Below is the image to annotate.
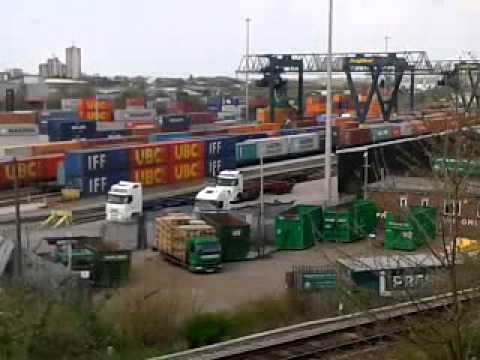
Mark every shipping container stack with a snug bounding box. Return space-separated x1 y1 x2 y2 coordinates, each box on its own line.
63 140 206 196
198 136 237 178
78 99 113 122
64 148 130 197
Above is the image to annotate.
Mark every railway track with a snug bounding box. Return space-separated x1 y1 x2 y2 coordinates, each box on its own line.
153 288 480 360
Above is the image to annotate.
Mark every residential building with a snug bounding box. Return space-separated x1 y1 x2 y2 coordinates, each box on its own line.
47 57 63 78
39 63 48 78
66 46 81 79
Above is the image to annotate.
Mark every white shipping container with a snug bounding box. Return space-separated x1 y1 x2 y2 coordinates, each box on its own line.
114 109 156 122
3 145 33 157
287 133 320 155
397 122 413 137
61 98 80 111
253 137 288 159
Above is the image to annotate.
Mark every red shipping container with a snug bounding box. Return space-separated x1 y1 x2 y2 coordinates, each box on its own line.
128 143 170 168
125 121 156 129
391 126 401 139
0 111 38 124
339 128 373 147
0 154 64 188
81 136 147 150
187 112 217 125
126 97 145 109
169 141 205 163
130 165 169 187
130 128 162 137
169 160 205 184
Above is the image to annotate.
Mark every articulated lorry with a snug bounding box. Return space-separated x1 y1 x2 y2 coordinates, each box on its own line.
195 170 294 212
105 181 143 222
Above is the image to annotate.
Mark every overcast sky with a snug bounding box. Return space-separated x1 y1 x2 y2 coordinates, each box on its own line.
1 0 478 77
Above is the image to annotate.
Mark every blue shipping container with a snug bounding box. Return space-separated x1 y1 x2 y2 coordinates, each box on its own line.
40 117 80 135
193 136 237 159
205 157 237 178
40 110 78 120
159 115 192 131
148 132 193 143
66 170 130 197
207 104 222 113
95 129 132 138
64 148 129 177
233 133 268 143
49 121 97 142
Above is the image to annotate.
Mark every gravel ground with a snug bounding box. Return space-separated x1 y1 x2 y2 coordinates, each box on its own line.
127 239 390 312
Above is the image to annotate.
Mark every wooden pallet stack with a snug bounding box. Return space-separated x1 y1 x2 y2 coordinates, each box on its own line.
155 213 216 263
155 213 192 254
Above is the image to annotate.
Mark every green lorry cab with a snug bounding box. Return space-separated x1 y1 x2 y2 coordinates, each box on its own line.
186 236 222 273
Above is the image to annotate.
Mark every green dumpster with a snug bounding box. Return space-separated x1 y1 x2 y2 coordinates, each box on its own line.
201 213 251 261
324 200 378 243
275 205 323 250
384 213 417 251
408 206 437 243
353 200 378 236
384 207 437 251
93 250 132 288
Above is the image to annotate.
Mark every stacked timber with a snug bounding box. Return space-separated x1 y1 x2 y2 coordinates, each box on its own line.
155 213 215 263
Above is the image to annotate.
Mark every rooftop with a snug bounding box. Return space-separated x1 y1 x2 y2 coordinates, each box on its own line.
368 176 480 195
337 253 444 272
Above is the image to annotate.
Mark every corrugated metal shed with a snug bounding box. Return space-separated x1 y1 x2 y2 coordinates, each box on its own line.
0 238 14 276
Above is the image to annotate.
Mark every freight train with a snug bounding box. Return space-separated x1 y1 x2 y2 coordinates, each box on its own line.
0 110 477 195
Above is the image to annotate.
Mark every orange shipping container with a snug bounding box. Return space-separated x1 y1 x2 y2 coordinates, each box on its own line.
169 160 205 184
130 165 169 187
31 141 82 156
259 123 282 132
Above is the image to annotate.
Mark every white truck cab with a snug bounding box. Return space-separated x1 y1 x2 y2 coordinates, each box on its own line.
106 181 143 222
195 170 244 212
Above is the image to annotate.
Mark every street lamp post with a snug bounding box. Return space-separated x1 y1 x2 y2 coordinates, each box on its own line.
363 150 369 200
324 0 333 205
245 18 251 123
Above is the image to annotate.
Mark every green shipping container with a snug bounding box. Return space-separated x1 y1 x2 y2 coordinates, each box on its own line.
201 213 251 261
369 125 393 143
93 250 131 288
235 142 258 166
433 158 480 178
276 205 323 250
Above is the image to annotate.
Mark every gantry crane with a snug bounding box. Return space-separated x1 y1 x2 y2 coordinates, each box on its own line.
238 51 478 122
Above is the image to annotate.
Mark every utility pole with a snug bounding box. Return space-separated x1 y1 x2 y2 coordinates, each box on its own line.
384 36 391 52
259 143 265 256
13 157 22 278
95 78 100 121
245 18 251 123
324 0 334 205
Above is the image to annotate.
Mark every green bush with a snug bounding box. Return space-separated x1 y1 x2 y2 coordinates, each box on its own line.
183 313 233 348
